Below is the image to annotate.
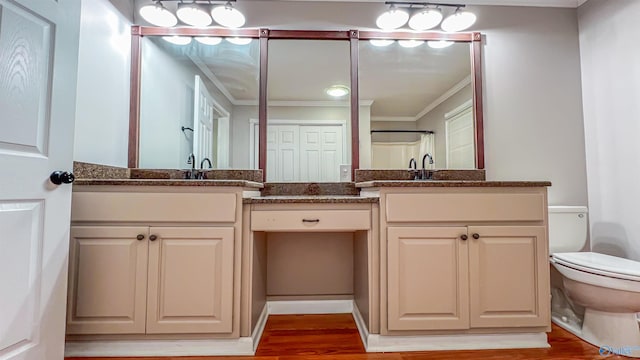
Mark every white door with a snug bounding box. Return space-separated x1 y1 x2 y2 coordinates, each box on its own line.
193 75 214 167
446 106 475 169
266 125 299 182
299 126 343 182
0 0 80 359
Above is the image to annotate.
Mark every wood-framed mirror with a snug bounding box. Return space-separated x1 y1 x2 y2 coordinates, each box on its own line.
128 27 483 181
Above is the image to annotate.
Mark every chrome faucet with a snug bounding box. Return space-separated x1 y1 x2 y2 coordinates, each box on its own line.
421 153 434 180
186 153 197 179
197 157 213 179
200 157 212 169
408 158 418 180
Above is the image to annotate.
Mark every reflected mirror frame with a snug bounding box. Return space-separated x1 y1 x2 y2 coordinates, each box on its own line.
128 26 484 179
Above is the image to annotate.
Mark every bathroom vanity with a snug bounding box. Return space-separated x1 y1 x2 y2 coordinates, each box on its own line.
64 166 551 356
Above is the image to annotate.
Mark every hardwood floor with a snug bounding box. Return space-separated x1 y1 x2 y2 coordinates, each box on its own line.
65 314 626 360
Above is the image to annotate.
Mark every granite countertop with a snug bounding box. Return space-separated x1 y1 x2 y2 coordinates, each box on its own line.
244 195 379 204
74 179 264 188
355 180 552 188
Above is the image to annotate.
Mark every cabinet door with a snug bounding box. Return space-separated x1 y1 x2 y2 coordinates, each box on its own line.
67 226 148 334
146 227 234 334
387 227 469 330
468 226 549 328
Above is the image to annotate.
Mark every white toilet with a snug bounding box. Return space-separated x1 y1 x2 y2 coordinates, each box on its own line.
549 206 640 357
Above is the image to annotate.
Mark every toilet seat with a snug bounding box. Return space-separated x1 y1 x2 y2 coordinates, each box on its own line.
551 252 640 282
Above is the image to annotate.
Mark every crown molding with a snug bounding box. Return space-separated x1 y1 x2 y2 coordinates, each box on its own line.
261 0 583 7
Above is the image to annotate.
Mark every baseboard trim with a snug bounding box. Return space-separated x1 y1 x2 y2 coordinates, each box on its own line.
365 332 549 352
251 303 269 352
267 299 354 315
64 337 255 357
351 302 370 348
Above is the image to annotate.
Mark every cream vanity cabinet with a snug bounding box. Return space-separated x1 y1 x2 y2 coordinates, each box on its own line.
66 186 241 336
381 186 551 333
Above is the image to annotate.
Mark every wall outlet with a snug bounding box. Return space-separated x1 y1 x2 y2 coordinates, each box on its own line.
340 164 351 182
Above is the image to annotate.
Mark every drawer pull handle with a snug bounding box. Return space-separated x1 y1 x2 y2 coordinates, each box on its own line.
136 234 145 241
302 219 320 223
149 235 158 241
472 233 480 239
460 234 468 241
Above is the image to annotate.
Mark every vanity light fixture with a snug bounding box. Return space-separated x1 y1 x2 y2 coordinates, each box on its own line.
176 2 212 27
195 36 223 45
377 2 476 32
162 36 192 45
326 85 350 98
140 0 245 29
427 40 454 48
398 39 424 48
441 7 476 32
370 39 395 47
211 1 246 28
408 7 442 31
225 37 252 45
376 4 410 30
139 1 178 27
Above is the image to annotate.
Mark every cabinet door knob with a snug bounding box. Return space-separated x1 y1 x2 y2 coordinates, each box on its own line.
472 233 480 239
136 234 145 241
460 234 468 241
149 235 158 241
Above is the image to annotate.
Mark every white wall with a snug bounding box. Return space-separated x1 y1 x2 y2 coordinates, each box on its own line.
578 0 640 261
138 39 196 169
418 84 473 169
474 6 587 206
73 0 131 167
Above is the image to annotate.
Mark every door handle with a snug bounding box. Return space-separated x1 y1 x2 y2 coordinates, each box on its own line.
302 219 320 223
149 235 158 241
49 171 75 185
460 234 468 241
472 233 480 239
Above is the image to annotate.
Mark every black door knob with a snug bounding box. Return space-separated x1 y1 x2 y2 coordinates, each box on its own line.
136 234 145 241
50 171 75 185
149 235 158 241
460 234 468 241
472 233 480 239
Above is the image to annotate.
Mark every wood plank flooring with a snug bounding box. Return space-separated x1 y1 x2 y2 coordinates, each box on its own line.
65 314 626 359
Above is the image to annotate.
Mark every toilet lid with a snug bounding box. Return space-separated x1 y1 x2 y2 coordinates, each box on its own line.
552 252 640 281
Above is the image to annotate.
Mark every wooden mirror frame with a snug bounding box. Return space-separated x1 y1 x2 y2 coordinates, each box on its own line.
128 26 484 180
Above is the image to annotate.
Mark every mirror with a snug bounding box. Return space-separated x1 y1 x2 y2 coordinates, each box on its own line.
130 27 483 176
264 39 351 182
359 40 474 170
138 35 259 169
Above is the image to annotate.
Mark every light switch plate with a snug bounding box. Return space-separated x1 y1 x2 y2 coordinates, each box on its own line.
340 164 351 182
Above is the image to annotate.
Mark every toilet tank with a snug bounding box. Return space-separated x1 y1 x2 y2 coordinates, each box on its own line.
548 206 588 254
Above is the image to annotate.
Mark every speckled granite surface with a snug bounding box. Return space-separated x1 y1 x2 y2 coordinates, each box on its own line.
73 162 263 187
354 169 486 182
130 169 263 182
74 179 263 188
244 196 378 204
74 162 129 179
356 180 551 188
261 182 359 196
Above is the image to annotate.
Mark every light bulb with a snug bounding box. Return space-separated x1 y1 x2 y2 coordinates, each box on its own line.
225 37 252 45
176 3 212 27
195 37 223 45
408 8 443 31
162 36 192 45
326 85 350 97
441 10 476 32
427 40 454 49
376 6 409 30
370 39 395 47
398 39 424 48
139 3 178 27
211 3 246 28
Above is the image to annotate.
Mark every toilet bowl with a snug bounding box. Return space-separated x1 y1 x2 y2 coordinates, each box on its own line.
549 207 640 357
